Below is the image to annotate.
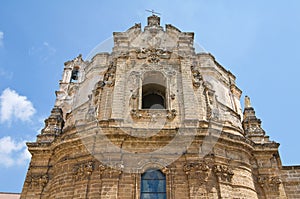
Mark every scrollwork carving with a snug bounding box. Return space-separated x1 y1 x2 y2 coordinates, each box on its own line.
213 165 234 182
258 175 282 192
136 48 171 63
27 174 49 189
73 161 94 181
183 162 210 183
131 109 177 121
103 61 116 87
191 66 203 88
98 164 122 179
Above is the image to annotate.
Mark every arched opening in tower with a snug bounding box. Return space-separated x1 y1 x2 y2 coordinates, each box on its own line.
142 83 166 109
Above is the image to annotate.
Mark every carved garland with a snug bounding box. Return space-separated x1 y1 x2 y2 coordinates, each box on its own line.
136 48 171 63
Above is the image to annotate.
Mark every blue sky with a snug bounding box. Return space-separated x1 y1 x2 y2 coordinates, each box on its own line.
1 0 300 193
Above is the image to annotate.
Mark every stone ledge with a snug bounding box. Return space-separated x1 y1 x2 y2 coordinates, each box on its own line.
282 165 300 170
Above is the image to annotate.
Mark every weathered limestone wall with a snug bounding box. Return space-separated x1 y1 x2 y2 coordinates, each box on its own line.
281 166 300 199
21 121 262 199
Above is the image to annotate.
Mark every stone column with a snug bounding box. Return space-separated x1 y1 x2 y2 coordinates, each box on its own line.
111 58 127 120
180 59 199 121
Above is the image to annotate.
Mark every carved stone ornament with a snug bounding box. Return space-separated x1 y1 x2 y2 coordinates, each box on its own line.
99 166 122 179
183 162 210 173
191 65 203 88
131 92 138 99
99 163 106 172
136 48 171 63
170 93 175 100
161 166 171 174
131 109 177 121
213 165 234 182
183 162 210 183
166 109 177 120
242 106 265 136
26 174 49 189
102 61 117 87
148 15 160 26
73 161 94 181
130 109 142 119
204 87 221 121
258 175 282 192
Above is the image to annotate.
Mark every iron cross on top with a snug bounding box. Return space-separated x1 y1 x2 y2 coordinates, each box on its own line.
145 9 161 16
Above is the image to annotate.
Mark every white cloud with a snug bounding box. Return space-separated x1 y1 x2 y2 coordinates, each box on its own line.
0 31 3 47
0 136 31 167
0 88 36 124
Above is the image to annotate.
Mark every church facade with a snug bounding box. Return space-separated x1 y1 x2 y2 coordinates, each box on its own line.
21 15 300 199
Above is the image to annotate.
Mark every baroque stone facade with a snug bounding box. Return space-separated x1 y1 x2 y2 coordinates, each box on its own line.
21 15 300 198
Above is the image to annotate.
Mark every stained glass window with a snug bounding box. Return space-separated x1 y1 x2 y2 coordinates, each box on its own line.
141 169 166 199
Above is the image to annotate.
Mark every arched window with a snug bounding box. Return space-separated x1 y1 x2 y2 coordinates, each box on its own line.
70 66 79 83
141 169 166 199
142 84 166 109
142 71 167 109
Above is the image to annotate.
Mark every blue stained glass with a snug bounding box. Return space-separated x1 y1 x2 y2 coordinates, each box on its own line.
142 169 166 180
141 193 166 199
142 180 166 192
141 169 166 199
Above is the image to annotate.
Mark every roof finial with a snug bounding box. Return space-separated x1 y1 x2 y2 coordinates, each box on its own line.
245 95 252 108
145 9 161 16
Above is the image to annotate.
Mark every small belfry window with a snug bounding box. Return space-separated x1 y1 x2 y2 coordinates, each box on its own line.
141 169 166 199
141 71 167 110
70 67 79 82
142 84 166 109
